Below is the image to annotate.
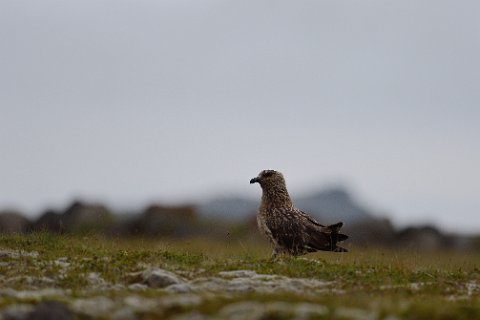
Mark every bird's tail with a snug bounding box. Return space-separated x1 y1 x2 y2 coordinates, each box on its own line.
324 222 349 252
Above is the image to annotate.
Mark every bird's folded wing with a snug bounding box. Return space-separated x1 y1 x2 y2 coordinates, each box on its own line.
267 208 348 252
266 208 308 250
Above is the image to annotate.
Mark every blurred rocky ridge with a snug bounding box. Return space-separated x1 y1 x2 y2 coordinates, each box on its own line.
197 188 371 223
1 187 479 252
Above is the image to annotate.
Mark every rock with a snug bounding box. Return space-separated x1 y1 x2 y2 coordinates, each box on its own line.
165 283 193 293
26 301 72 320
334 307 377 320
86 272 106 286
123 296 158 312
169 311 206 320
0 250 38 259
184 270 331 295
71 296 115 317
110 284 126 291
395 225 450 251
127 283 148 291
30 210 64 233
54 257 70 269
217 301 264 320
142 268 184 288
0 304 34 320
466 281 478 296
218 270 258 278
61 201 116 233
4 276 56 287
32 201 116 233
126 205 197 237
294 303 329 318
111 307 138 320
37 277 56 286
189 277 228 292
159 295 202 309
0 211 30 234
218 301 329 320
0 288 66 300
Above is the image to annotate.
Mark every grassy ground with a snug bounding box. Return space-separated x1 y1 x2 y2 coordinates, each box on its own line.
0 233 479 319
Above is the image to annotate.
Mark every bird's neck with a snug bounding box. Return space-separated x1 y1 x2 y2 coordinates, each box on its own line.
261 185 293 209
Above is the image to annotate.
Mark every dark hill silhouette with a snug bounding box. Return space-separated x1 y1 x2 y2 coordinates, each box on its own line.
0 210 30 234
197 197 257 220
197 187 373 224
31 201 115 233
295 188 371 224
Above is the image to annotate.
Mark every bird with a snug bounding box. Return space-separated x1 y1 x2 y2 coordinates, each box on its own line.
250 169 348 257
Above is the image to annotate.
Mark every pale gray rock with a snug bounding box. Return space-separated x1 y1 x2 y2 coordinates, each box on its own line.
159 294 202 309
466 281 478 296
110 284 126 291
37 277 56 286
189 277 228 292
142 268 184 288
54 258 70 269
170 311 207 320
4 276 56 287
217 301 329 320
71 296 115 317
217 301 268 320
294 303 329 318
123 296 158 312
111 307 138 320
334 307 377 320
0 289 65 300
86 272 106 286
218 270 258 278
127 283 148 291
0 250 38 259
0 304 34 320
165 283 193 293
182 270 331 295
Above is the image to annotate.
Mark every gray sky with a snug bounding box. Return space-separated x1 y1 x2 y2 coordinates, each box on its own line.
1 0 480 233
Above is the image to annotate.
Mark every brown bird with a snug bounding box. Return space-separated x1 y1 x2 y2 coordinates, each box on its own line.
250 169 348 256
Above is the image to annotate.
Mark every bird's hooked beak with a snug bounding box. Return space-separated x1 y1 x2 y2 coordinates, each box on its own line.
250 177 260 184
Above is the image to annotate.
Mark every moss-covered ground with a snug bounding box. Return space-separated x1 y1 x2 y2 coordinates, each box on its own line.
0 233 479 319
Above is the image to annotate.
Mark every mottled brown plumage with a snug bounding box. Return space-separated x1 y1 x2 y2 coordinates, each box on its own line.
250 169 348 256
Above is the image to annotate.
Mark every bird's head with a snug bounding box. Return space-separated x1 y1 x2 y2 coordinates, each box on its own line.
250 170 286 189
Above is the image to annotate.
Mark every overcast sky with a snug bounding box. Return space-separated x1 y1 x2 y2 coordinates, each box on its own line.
1 0 479 233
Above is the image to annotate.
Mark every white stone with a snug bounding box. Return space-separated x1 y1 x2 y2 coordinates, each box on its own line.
165 283 193 293
218 270 258 278
128 283 148 291
111 307 138 320
86 272 106 286
142 268 184 288
71 296 115 317
0 249 38 259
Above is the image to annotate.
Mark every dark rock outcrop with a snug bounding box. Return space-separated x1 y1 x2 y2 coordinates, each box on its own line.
296 188 372 224
31 201 115 233
0 211 31 234
199 187 374 224
126 204 197 237
345 218 397 247
31 210 64 233
395 225 454 251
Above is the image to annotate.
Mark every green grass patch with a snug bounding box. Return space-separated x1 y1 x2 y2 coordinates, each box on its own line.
0 233 479 319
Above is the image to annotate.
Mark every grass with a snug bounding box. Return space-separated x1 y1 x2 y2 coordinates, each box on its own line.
0 232 479 319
